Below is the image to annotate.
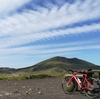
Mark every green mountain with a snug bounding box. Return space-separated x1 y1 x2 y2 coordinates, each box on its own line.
0 56 100 76
0 67 16 74
17 56 100 76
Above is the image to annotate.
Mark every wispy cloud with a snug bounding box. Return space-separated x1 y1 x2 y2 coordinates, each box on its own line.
0 23 100 49
0 0 31 16
0 0 100 68
1 0 100 36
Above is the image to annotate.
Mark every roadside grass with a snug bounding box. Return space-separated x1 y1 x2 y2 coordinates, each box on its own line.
92 72 99 78
0 74 54 80
0 68 65 80
0 71 99 80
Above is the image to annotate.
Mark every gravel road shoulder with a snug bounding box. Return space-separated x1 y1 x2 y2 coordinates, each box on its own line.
0 78 97 99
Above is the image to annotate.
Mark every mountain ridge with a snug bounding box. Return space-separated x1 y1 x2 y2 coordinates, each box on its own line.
17 56 100 72
0 56 100 75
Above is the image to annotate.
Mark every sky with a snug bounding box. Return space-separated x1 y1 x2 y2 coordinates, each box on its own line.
0 0 100 69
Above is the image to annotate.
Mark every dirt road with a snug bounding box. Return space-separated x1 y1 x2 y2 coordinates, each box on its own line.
0 78 97 99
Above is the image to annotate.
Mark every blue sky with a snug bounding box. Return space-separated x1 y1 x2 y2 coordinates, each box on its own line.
0 0 100 68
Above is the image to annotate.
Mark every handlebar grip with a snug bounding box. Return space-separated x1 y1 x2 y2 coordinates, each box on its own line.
66 69 74 73
88 69 92 71
68 69 74 73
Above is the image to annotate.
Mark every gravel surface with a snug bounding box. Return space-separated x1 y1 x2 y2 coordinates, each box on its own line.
0 78 99 99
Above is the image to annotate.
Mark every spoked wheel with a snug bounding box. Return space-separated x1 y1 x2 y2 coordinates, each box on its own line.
62 76 77 94
84 77 100 99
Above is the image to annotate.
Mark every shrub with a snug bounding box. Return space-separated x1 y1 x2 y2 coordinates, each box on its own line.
29 74 52 79
0 74 53 80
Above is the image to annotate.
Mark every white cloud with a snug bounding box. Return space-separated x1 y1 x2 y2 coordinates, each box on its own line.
0 0 30 16
0 38 100 56
0 23 100 49
1 0 100 37
0 0 100 67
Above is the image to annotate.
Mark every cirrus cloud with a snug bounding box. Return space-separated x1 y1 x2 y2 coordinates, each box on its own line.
0 0 100 68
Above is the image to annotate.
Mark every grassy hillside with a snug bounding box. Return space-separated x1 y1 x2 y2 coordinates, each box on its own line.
17 56 100 76
0 56 100 80
0 67 16 74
